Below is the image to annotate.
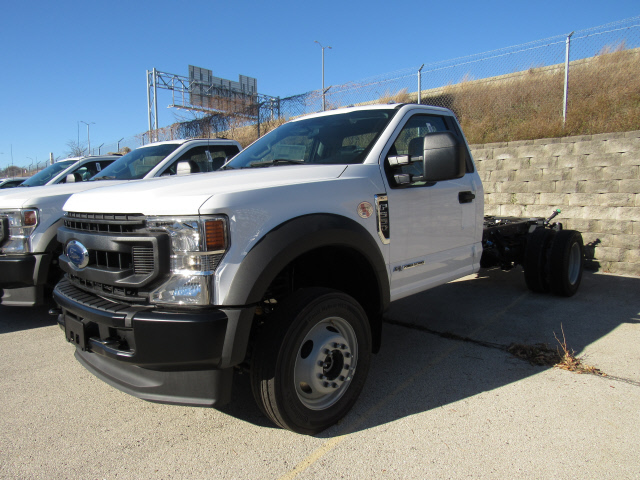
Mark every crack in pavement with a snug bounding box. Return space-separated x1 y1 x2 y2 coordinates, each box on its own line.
383 317 640 388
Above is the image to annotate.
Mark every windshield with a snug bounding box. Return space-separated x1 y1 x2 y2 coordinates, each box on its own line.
20 160 76 187
224 109 396 169
91 143 180 180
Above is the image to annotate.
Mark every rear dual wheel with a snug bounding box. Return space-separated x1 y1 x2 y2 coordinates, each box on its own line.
549 230 584 297
524 228 584 297
523 228 555 293
250 288 372 435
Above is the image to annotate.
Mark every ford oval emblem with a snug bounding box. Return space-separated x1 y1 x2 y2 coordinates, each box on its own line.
66 240 90 269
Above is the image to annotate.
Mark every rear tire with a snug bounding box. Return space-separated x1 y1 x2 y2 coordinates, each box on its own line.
523 228 555 293
549 230 584 297
250 288 372 435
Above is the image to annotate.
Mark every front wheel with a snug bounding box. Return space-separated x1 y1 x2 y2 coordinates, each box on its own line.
250 288 372 435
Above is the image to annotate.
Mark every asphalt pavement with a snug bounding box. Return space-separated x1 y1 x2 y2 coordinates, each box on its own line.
1 269 638 479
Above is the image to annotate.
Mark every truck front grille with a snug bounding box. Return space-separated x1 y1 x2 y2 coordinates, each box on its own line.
60 212 170 302
64 212 146 233
132 246 155 274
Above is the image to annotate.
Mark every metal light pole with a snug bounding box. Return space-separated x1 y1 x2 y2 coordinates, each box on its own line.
562 31 575 129
117 137 124 152
314 41 332 111
417 64 425 104
80 121 95 155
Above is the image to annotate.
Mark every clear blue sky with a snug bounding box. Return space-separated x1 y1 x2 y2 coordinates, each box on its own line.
1 0 638 169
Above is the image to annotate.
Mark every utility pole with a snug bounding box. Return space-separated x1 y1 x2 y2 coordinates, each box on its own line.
80 121 95 155
417 64 424 104
314 41 332 111
563 31 575 128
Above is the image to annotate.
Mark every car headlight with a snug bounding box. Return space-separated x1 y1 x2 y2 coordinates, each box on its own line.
146 216 229 305
0 209 39 254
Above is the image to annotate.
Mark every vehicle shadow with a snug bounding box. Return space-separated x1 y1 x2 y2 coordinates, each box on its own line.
220 269 640 435
0 304 57 334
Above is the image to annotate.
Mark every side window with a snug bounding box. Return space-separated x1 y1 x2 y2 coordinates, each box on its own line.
386 115 449 186
163 146 209 176
393 115 448 156
207 145 239 171
70 161 104 182
79 161 107 180
163 145 240 175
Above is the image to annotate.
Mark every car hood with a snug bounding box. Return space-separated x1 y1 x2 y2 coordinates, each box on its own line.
0 181 130 209
63 165 348 215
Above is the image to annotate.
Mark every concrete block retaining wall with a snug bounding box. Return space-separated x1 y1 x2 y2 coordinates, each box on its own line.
469 130 640 276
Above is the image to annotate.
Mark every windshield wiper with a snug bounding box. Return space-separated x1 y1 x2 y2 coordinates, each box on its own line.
249 159 307 168
91 176 117 181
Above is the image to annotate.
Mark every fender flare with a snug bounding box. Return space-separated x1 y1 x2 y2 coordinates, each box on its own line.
34 217 64 286
224 213 390 314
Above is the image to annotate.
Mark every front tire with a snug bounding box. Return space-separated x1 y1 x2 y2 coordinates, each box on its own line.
250 288 372 435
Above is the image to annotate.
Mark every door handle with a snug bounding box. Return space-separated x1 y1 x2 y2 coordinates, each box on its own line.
459 191 475 204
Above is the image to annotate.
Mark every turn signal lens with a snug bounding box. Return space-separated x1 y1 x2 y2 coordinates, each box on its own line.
23 210 38 226
204 219 226 251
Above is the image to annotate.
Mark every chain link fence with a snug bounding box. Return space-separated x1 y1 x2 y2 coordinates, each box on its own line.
88 16 640 156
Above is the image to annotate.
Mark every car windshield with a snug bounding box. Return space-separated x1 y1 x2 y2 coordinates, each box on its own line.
19 160 76 187
224 109 396 169
91 144 181 180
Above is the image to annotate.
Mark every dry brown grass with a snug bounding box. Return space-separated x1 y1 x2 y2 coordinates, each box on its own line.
554 325 604 376
417 46 640 144
225 117 287 147
508 324 605 376
378 88 413 105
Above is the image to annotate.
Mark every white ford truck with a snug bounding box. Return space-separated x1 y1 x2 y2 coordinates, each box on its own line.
0 139 240 306
53 104 583 434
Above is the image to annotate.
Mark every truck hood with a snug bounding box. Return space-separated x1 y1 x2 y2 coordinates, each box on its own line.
0 180 129 209
63 165 348 215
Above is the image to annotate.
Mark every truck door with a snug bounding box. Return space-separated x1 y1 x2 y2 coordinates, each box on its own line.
381 112 480 301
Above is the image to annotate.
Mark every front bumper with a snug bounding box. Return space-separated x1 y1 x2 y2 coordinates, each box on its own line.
53 279 255 407
0 255 37 288
0 254 51 306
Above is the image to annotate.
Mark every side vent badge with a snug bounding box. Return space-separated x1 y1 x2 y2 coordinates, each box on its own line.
375 194 390 244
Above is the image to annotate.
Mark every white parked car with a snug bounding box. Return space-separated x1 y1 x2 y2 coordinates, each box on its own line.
0 138 241 306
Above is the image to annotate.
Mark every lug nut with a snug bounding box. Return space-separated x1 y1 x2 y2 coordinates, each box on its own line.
323 381 330 388
317 374 324 379
339 376 345 381
323 349 330 355
331 383 338 389
317 360 324 366
344 352 351 358
344 364 350 370
341 344 347 349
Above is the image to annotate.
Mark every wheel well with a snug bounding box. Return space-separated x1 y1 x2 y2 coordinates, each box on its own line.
263 245 384 353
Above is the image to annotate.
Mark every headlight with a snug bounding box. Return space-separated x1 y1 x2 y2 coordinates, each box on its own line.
146 216 228 305
0 209 39 254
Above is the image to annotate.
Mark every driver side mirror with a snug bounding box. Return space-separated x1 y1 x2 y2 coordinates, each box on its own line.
388 131 465 185
422 131 466 182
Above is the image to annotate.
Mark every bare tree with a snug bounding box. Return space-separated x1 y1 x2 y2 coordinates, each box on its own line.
65 140 87 157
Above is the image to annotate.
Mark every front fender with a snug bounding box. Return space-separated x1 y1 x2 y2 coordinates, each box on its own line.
224 213 390 312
